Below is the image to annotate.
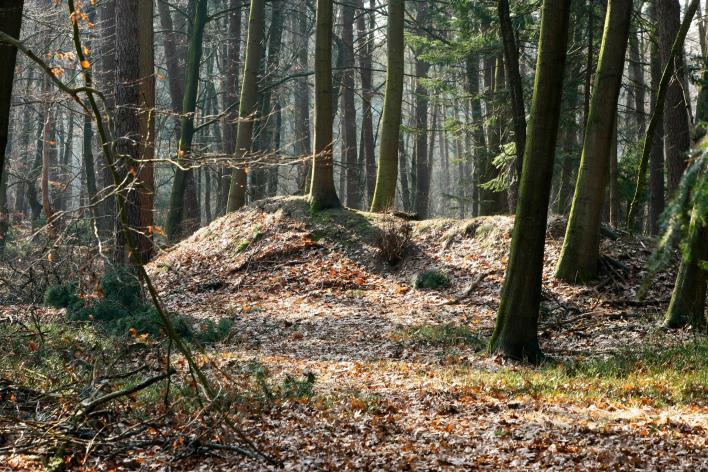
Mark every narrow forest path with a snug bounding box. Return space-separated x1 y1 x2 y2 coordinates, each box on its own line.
143 196 706 470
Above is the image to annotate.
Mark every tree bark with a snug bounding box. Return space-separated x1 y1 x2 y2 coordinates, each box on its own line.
166 0 209 241
556 0 633 283
219 0 242 214
649 0 665 235
340 0 360 209
357 0 376 205
370 0 404 212
0 0 23 251
497 0 526 209
657 0 692 195
308 0 342 211
227 0 265 211
114 0 149 264
413 1 430 218
294 0 311 194
490 0 571 363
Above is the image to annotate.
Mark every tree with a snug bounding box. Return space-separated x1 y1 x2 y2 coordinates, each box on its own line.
658 0 692 195
340 0 360 209
626 0 699 230
555 0 633 283
497 0 526 207
413 1 431 218
649 0 665 235
219 0 242 214
357 0 376 205
227 0 265 212
114 0 150 264
369 0 405 212
166 0 209 241
308 0 341 211
0 0 24 251
490 0 572 363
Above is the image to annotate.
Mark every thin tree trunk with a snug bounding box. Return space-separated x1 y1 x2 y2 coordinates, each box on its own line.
294 0 311 194
497 0 526 207
341 0 360 209
649 0 665 235
227 0 265 211
370 0 404 212
357 0 376 204
166 0 209 241
413 1 431 218
626 0 698 230
219 0 242 214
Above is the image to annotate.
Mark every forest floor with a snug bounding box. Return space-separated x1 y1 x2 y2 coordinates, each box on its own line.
1 196 707 470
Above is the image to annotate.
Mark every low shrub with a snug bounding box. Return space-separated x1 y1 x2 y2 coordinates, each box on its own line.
413 269 451 290
374 217 413 266
44 267 231 344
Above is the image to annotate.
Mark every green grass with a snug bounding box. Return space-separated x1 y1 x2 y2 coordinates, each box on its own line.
444 340 708 407
395 323 484 350
413 270 451 290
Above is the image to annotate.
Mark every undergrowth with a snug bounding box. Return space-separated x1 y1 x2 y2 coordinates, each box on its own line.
44 267 232 344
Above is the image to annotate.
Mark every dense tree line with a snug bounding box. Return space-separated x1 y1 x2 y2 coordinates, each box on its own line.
0 0 705 362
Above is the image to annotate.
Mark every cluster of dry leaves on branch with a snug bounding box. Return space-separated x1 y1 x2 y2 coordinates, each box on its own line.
2 196 706 470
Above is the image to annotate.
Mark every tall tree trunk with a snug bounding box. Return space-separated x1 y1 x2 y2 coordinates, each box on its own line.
0 0 23 140
556 0 633 283
340 0 360 209
357 0 376 205
97 0 116 240
497 0 526 208
413 1 431 218
0 0 24 251
227 0 265 211
466 55 489 215
137 0 155 261
649 0 665 235
370 0 404 212
657 0 692 195
219 0 242 214
294 0 311 194
608 113 620 226
626 0 698 230
490 0 571 363
308 0 341 211
115 0 149 264
256 0 285 199
166 0 209 241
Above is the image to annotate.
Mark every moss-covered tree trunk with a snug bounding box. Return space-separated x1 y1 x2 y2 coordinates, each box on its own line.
555 0 633 283
369 0 404 212
340 0 360 209
218 0 241 214
309 0 341 211
489 0 571 363
664 203 707 329
165 0 208 241
227 0 265 212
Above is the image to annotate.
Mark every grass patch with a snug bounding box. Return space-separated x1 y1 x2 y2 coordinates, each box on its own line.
445 340 708 407
395 323 484 350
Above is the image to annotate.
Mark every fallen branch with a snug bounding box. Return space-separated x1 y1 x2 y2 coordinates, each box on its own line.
79 370 174 415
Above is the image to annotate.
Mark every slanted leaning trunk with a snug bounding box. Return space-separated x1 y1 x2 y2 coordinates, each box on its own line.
555 0 633 283
490 0 571 363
